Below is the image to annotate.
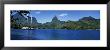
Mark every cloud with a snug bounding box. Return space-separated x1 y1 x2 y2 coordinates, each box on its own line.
35 11 41 14
59 13 68 17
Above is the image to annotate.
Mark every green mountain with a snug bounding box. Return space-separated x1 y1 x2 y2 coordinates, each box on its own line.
11 11 100 30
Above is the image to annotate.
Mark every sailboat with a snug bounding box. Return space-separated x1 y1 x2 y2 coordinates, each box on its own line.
21 13 33 29
21 13 29 29
29 15 34 30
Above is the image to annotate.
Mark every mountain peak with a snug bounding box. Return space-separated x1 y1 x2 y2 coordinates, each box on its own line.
52 16 59 22
79 16 96 21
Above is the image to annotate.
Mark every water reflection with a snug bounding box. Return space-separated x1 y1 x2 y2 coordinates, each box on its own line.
11 29 100 40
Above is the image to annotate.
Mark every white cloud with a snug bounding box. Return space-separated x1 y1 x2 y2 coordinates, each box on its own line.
35 11 41 14
59 13 68 17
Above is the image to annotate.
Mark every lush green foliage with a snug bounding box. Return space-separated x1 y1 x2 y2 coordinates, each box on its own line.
11 10 100 30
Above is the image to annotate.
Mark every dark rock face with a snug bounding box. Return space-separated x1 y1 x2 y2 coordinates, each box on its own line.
52 16 60 23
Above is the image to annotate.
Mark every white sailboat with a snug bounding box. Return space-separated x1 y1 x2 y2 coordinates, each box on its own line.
22 13 29 29
21 13 34 29
30 15 34 29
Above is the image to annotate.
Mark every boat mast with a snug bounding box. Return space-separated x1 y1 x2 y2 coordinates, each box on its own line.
30 15 32 29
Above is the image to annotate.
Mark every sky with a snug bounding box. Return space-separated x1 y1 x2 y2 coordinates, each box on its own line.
14 10 100 24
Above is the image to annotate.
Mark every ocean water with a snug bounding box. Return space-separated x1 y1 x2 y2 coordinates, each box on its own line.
11 29 100 40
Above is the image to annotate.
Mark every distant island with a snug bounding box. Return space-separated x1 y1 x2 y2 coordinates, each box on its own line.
11 10 100 30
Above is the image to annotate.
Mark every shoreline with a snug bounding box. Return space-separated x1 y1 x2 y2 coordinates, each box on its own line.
11 28 100 30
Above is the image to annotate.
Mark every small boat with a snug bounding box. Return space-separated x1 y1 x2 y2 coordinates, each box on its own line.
22 27 29 29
